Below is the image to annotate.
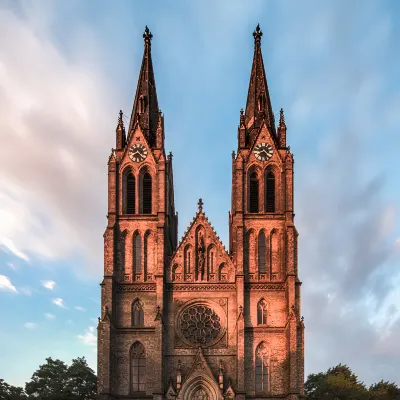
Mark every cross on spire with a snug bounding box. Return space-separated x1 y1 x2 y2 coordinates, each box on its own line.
253 23 263 44
143 25 153 44
198 198 203 211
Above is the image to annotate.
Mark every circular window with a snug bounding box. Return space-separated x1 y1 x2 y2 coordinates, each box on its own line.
176 301 225 347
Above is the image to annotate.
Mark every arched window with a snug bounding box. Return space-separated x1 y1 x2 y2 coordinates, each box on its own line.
126 172 135 214
270 230 279 280
249 171 259 213
255 343 269 393
133 232 142 275
132 300 144 326
141 173 152 214
265 170 275 212
144 231 150 278
244 231 251 275
131 342 146 392
258 231 266 273
257 299 267 325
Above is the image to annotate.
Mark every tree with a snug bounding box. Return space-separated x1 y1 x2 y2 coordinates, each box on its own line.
64 357 97 400
305 364 369 400
0 379 27 400
25 357 68 400
24 356 96 400
369 380 400 400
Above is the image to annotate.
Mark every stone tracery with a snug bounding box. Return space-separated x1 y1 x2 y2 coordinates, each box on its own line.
179 305 221 346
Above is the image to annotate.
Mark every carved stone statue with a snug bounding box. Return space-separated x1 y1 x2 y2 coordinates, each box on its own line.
197 232 205 280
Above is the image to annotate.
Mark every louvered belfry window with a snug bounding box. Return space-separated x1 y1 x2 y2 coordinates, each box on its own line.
249 172 259 213
265 170 275 212
142 173 152 214
126 173 135 214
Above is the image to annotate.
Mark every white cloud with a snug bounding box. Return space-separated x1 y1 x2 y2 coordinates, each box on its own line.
0 4 115 273
44 313 55 320
78 326 97 346
74 306 86 312
0 275 18 293
24 322 37 329
41 280 56 290
51 297 67 308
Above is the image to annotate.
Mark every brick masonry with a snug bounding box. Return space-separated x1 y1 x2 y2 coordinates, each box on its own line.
96 25 305 400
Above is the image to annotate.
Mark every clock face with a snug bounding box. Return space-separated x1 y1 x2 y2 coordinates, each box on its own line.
129 143 148 163
254 143 273 161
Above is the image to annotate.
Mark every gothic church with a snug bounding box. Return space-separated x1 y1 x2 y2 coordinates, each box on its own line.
96 25 305 400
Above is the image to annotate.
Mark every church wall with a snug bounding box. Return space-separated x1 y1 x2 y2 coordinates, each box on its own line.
114 331 158 396
244 289 286 328
162 289 238 390
115 291 157 327
244 331 288 395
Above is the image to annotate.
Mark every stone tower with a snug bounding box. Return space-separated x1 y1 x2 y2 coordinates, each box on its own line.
96 25 305 400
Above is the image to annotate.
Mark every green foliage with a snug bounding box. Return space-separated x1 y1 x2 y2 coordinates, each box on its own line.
23 356 96 400
0 379 27 400
64 357 97 400
25 357 68 400
305 364 400 400
369 380 400 400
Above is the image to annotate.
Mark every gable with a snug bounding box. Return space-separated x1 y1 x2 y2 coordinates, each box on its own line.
168 208 234 283
119 122 159 173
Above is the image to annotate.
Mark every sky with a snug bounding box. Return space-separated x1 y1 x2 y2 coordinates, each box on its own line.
1 0 400 389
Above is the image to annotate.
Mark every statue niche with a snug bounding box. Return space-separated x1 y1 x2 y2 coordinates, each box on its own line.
196 228 206 281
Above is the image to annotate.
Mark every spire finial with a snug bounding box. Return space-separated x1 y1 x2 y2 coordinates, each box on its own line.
198 198 203 211
279 108 286 127
253 23 263 44
240 108 245 126
118 110 124 125
143 25 153 44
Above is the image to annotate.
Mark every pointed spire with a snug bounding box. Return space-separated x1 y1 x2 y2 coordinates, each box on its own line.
128 26 159 147
244 24 276 141
279 108 286 127
116 110 126 150
278 108 287 148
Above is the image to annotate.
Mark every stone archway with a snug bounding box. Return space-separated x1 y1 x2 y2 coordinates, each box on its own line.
180 377 220 400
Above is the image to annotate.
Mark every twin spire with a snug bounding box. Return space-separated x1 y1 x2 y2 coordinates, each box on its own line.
121 24 278 149
128 26 159 146
244 24 276 138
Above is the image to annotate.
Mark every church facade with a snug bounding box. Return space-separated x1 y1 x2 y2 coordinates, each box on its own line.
96 25 305 400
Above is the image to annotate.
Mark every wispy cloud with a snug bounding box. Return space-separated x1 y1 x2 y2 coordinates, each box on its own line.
44 313 55 320
19 286 32 296
0 275 18 293
51 298 67 308
78 326 96 346
6 262 18 271
23 322 37 329
41 280 56 290
74 306 86 312
0 3 114 273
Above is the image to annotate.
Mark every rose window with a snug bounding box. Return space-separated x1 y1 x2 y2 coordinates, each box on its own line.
179 305 221 345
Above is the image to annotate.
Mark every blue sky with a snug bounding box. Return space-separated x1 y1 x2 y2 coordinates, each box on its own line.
1 0 400 388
